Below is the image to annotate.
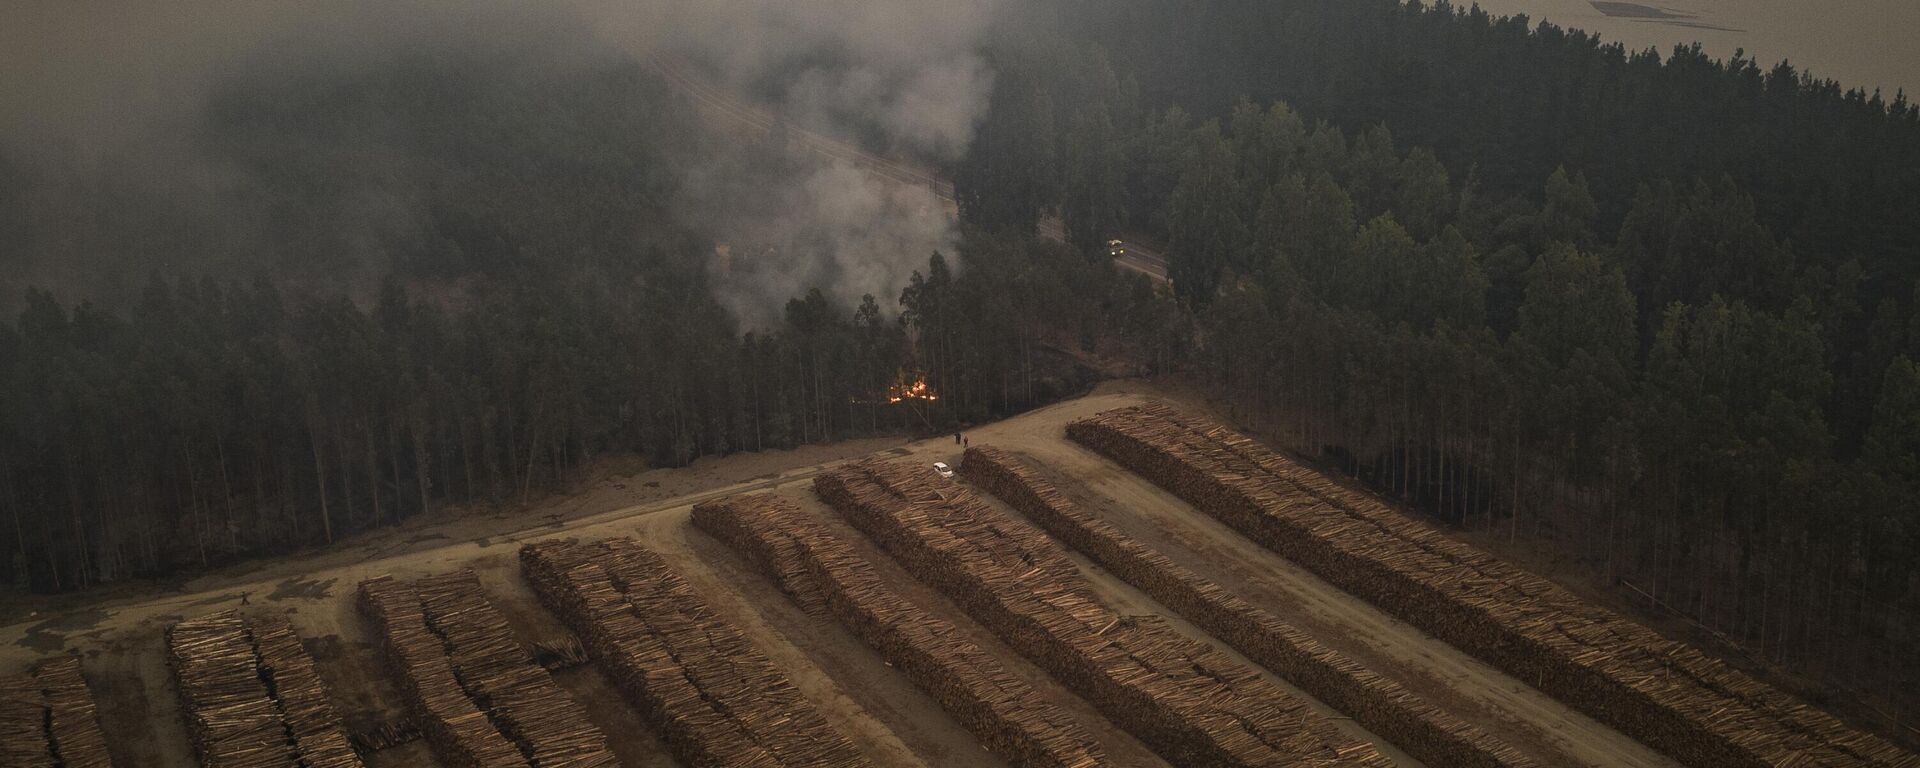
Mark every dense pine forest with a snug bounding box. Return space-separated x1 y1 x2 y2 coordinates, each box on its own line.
963 0 1920 729
0 244 1132 589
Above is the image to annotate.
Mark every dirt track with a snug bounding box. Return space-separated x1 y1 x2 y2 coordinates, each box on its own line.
0 384 1179 766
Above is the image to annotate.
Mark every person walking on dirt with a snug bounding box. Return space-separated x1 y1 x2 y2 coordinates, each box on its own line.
955 432 961 444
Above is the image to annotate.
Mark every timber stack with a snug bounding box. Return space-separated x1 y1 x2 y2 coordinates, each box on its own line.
347 720 420 753
169 610 363 768
693 493 1106 768
519 537 870 768
413 570 618 767
531 636 589 671
0 655 113 768
251 614 363 768
815 457 1390 768
1068 403 1920 768
358 576 527 767
168 611 288 767
961 444 1534 768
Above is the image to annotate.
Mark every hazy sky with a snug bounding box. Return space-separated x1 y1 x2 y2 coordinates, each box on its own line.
1469 0 1918 95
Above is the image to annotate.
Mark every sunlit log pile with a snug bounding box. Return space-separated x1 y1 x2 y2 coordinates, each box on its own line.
960 445 1536 768
167 610 362 768
0 654 113 768
815 458 1390 768
692 493 1106 768
357 575 527 767
1069 404 1920 768
413 570 618 767
520 537 870 768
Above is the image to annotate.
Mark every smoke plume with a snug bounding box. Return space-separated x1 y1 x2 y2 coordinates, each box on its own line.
579 0 1002 327
0 0 1007 324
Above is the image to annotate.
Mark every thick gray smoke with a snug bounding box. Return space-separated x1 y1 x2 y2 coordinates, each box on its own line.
1 2 612 299
0 0 1005 324
579 0 1003 327
686 160 957 327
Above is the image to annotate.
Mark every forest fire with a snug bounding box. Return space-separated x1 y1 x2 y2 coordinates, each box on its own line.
888 376 938 403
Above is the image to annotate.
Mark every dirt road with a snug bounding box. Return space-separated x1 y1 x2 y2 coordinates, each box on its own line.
0 380 1699 767
0 384 1173 766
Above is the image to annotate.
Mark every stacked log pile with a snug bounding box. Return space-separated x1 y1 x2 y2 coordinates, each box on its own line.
694 500 830 619
170 610 358 768
692 493 1106 768
531 636 589 671
358 576 527 767
520 537 870 768
0 655 114 768
1069 404 1920 768
167 611 290 767
251 615 364 768
0 668 46 767
414 570 618 768
347 721 420 753
815 458 1389 768
961 445 1537 768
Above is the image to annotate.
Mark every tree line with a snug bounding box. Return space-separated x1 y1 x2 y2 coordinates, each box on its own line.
0 231 1152 591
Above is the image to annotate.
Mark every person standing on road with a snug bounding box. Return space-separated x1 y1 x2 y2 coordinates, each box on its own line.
954 432 961 444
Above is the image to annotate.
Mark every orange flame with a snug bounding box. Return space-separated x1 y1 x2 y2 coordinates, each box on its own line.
887 377 938 403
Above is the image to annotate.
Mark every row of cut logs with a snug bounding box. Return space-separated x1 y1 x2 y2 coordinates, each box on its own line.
0 654 114 768
167 610 363 768
961 444 1535 768
816 457 1390 767
693 492 1106 768
359 570 618 768
415 570 617 767
1069 403 1920 768
519 537 869 768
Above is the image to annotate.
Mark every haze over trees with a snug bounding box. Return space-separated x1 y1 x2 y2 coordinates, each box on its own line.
0 42 1159 591
4 0 1917 736
962 0 1920 728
